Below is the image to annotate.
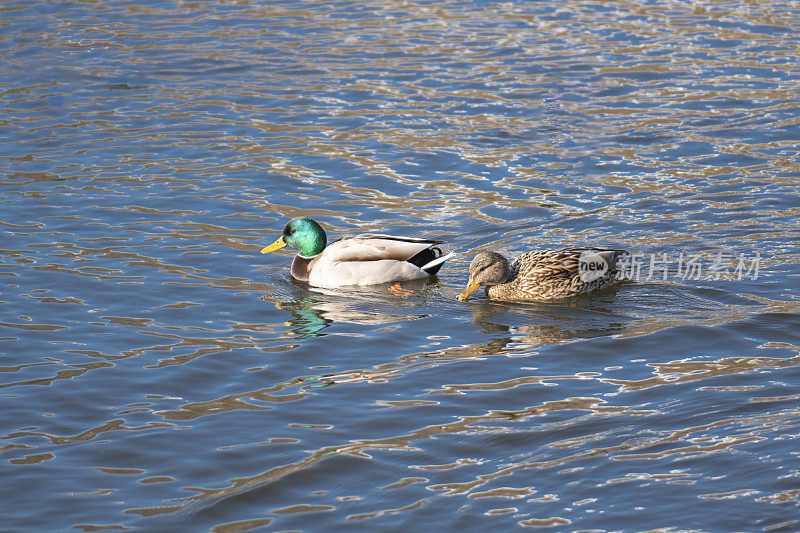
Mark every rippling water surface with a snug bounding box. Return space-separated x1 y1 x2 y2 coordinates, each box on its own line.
3 1 800 531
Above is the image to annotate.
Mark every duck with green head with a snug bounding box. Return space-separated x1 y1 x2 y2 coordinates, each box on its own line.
262 217 453 288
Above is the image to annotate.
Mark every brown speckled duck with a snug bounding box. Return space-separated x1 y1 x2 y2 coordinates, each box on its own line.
458 248 628 302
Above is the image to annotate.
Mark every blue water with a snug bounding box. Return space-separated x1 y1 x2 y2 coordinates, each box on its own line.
2 1 800 531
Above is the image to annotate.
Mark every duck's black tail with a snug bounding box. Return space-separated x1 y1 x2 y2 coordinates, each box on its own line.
408 247 453 275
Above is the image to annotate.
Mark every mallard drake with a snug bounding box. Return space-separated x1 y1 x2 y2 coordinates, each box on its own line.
261 217 453 288
458 248 627 301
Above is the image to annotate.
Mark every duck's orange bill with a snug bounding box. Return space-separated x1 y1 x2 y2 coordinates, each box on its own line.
261 235 287 254
457 279 480 301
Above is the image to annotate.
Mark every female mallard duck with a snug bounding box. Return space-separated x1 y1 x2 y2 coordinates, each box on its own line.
262 217 453 288
458 248 628 301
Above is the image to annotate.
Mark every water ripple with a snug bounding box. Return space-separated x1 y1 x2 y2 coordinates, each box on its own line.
2 1 800 531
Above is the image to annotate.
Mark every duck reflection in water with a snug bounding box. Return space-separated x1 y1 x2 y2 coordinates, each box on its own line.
262 278 437 338
464 285 632 349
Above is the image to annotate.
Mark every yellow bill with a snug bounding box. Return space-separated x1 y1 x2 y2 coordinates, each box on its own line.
457 278 480 301
261 235 287 254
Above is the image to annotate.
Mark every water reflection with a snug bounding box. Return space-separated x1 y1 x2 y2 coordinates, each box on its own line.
464 286 631 340
260 278 434 337
3 0 800 531
138 395 612 519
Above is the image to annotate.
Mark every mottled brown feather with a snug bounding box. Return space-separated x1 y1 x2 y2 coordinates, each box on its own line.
476 248 627 301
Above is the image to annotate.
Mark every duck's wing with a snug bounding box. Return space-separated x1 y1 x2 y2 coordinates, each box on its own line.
307 235 450 287
511 250 576 281
506 248 627 299
310 258 433 287
322 234 443 263
515 248 626 280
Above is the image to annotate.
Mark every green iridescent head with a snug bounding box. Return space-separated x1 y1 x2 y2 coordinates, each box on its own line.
261 217 327 258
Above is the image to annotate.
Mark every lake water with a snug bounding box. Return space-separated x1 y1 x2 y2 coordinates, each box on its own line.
2 1 800 531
